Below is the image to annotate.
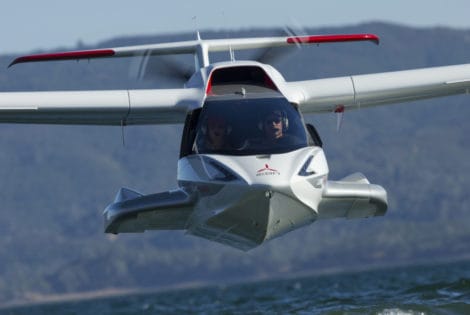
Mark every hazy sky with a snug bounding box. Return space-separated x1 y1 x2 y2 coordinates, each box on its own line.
2 0 470 54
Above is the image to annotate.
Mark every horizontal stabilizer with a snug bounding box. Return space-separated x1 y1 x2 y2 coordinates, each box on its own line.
9 33 379 68
104 188 196 233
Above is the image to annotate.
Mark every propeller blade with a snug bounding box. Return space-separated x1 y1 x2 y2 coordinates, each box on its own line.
129 54 193 86
252 27 300 65
144 55 193 81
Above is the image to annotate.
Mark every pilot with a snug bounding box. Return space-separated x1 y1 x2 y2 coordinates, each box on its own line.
261 109 292 145
263 110 285 141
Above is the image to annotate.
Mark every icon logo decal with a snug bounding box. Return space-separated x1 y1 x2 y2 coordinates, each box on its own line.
256 164 280 176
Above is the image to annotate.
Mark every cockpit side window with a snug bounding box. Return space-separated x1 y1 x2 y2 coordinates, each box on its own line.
305 123 323 147
179 108 201 158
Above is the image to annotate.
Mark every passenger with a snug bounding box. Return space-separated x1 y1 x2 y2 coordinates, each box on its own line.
200 115 230 152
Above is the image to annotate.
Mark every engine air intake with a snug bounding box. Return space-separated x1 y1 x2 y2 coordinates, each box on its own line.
206 66 278 95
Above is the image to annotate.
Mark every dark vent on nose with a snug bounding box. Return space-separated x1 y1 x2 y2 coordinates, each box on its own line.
206 66 278 95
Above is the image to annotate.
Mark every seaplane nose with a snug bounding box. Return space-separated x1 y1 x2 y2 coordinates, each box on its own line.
182 148 327 249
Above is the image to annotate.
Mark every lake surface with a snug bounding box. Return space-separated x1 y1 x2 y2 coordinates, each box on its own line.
2 260 470 314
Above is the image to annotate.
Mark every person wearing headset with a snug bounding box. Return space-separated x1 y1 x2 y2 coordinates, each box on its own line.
197 114 231 153
262 109 286 142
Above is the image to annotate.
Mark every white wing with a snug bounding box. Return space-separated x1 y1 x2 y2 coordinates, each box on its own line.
0 88 203 125
287 63 470 113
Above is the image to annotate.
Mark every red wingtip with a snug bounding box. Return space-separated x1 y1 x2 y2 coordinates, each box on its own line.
286 33 380 45
8 49 116 67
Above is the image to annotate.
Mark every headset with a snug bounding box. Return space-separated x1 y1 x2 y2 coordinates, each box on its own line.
258 110 289 132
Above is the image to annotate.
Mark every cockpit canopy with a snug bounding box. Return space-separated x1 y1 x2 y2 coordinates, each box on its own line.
182 95 313 156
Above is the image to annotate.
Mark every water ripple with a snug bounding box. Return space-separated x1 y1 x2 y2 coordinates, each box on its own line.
2 261 470 315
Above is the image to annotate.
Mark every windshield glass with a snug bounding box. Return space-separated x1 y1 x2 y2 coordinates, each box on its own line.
193 96 309 155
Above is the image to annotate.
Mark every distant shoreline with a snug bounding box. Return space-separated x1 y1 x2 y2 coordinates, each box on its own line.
0 281 210 311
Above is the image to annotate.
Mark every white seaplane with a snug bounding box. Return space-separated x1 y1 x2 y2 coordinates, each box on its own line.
2 33 470 250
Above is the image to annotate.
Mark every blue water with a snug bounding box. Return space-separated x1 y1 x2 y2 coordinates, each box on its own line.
2 260 470 314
